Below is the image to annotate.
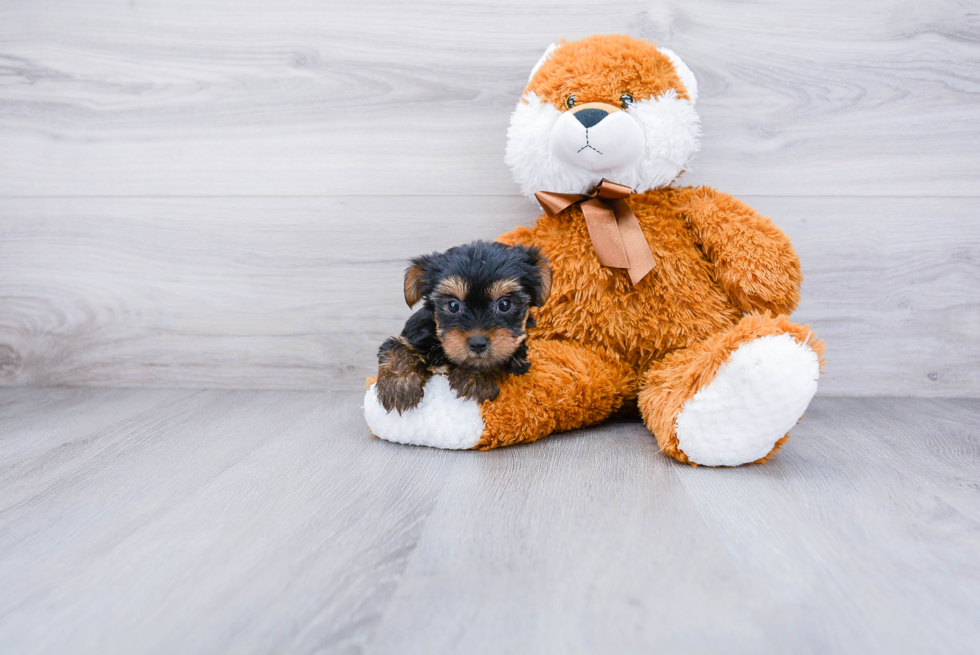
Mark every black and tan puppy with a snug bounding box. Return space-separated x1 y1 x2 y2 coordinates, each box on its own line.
375 240 551 414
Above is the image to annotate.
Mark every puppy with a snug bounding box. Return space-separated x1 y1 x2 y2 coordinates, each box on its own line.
375 240 551 414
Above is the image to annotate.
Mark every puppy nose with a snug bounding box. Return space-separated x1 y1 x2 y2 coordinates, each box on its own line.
468 336 489 354
574 107 608 128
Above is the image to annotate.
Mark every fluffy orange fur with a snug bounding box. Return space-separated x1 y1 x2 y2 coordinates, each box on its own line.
528 35 691 108
638 312 824 465
500 188 802 372
482 186 822 463
477 339 634 449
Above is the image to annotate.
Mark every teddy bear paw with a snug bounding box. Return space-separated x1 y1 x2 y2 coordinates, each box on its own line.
674 334 820 466
363 374 485 449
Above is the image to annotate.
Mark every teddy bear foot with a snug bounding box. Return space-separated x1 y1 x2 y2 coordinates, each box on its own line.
673 333 821 466
363 374 485 450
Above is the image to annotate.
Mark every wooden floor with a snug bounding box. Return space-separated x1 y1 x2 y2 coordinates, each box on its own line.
0 389 977 654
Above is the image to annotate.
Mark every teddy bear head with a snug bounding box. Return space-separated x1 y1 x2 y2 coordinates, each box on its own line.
505 34 701 198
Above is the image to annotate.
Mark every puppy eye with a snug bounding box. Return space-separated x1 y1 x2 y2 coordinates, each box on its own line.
496 298 512 313
620 93 634 108
446 299 461 314
565 95 576 110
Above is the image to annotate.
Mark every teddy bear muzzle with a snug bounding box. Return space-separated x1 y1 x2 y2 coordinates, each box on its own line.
550 102 645 174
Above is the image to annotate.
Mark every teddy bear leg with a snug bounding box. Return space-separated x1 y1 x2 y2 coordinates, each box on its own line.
638 313 824 466
364 339 634 450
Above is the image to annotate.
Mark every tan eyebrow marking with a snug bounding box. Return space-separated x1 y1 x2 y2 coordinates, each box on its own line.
435 275 469 299
487 278 522 300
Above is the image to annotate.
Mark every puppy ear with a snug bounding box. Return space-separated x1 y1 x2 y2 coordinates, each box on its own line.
403 256 428 307
521 246 552 307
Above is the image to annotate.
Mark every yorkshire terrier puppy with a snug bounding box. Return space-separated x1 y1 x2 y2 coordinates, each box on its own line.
375 240 552 414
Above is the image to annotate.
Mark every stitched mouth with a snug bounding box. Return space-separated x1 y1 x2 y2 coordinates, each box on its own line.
576 129 602 155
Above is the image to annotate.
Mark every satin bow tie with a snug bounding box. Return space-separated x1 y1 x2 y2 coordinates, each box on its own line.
534 179 656 285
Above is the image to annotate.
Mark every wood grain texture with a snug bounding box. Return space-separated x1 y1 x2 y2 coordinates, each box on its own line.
0 1 977 393
0 390 978 654
0 0 977 196
1 195 977 395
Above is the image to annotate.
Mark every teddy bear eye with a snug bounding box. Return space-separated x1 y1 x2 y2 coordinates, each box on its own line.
565 95 576 110
620 93 634 108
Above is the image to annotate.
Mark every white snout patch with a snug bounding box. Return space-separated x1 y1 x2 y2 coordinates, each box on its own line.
363 374 485 450
550 110 645 174
674 334 820 466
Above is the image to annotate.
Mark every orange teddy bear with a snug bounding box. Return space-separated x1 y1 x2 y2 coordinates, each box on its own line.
365 34 824 466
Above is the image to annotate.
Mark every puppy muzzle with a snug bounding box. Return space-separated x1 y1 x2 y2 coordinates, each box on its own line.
443 328 525 369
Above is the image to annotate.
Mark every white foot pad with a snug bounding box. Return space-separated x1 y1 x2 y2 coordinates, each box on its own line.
675 334 820 466
363 374 485 450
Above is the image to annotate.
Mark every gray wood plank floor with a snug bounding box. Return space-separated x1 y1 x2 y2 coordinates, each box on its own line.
1 389 977 654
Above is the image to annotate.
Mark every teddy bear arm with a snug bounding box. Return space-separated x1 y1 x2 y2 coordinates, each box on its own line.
476 339 635 449
680 187 802 315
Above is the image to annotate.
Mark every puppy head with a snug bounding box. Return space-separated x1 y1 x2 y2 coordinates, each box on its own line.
403 240 551 369
505 34 701 197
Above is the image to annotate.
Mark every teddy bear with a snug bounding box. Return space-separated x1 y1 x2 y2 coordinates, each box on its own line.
363 34 824 466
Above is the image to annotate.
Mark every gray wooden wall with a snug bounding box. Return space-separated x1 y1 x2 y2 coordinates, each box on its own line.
1 0 977 396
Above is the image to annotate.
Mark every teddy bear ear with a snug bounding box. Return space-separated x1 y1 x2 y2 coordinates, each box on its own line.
527 42 562 83
658 47 699 104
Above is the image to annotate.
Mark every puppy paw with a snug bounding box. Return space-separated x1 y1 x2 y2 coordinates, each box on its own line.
376 337 430 414
447 367 501 404
375 371 426 414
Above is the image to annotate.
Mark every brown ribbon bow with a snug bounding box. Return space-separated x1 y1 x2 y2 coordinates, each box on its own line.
535 179 656 285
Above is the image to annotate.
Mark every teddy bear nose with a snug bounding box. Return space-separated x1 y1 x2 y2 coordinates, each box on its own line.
468 336 489 354
574 108 608 128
